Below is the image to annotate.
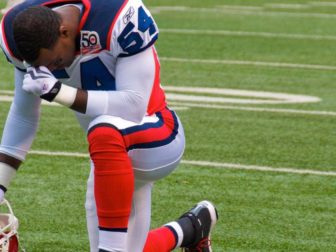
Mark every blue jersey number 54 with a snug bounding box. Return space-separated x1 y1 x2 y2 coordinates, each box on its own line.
118 6 157 55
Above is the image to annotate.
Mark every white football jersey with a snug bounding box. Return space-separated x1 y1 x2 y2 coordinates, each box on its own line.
0 0 168 159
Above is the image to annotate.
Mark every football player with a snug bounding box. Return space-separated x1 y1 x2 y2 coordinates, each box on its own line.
0 1 218 251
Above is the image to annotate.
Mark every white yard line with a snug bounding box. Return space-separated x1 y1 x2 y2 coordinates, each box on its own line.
165 86 320 104
2 57 336 73
151 5 336 19
30 150 88 158
160 28 336 41
0 93 61 106
309 1 336 7
265 3 309 9
0 90 14 95
29 150 336 177
214 5 263 11
160 57 336 71
1 90 333 116
0 95 14 103
182 160 336 176
169 102 336 116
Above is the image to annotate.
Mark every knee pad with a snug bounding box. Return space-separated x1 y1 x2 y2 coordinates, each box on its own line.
88 124 126 160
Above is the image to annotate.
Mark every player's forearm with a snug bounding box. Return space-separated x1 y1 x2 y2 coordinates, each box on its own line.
53 85 147 122
86 89 147 123
70 88 88 114
83 47 157 122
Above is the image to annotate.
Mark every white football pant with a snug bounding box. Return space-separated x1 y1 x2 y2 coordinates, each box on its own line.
85 113 185 252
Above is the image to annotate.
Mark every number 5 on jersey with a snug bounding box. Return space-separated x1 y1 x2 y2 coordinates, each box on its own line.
118 6 157 55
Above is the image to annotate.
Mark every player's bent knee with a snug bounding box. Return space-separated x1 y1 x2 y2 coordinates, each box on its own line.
87 124 126 160
87 116 129 154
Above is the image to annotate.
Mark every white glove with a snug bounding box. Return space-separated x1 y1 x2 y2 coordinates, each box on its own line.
23 66 62 102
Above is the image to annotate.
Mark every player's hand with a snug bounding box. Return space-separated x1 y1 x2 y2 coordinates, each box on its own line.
23 66 62 102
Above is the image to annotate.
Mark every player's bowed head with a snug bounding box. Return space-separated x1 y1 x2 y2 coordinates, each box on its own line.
13 5 88 113
13 5 78 69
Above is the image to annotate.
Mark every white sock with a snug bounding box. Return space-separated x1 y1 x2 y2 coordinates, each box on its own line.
164 221 184 248
99 230 127 252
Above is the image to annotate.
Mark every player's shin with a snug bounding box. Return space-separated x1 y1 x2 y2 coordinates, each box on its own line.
88 125 134 251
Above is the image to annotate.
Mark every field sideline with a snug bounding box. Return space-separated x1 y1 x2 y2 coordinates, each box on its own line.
1 0 336 251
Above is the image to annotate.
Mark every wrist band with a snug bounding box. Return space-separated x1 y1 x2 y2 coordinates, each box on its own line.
54 83 77 107
0 162 17 190
40 81 62 102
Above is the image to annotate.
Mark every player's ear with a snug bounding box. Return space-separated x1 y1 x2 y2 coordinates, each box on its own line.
59 25 70 38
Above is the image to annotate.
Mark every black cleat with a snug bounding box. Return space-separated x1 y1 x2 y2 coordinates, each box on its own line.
180 200 218 252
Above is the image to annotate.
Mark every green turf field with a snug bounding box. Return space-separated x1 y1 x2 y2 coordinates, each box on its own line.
1 0 336 251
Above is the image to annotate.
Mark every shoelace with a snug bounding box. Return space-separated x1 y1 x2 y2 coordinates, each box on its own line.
182 238 211 252
196 238 211 251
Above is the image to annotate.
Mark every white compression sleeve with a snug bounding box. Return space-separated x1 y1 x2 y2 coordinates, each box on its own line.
0 68 41 160
85 47 156 123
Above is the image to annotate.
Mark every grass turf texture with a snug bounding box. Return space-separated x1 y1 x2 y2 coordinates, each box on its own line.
1 0 336 251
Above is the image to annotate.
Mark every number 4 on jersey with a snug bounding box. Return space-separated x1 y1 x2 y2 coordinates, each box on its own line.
118 6 157 55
